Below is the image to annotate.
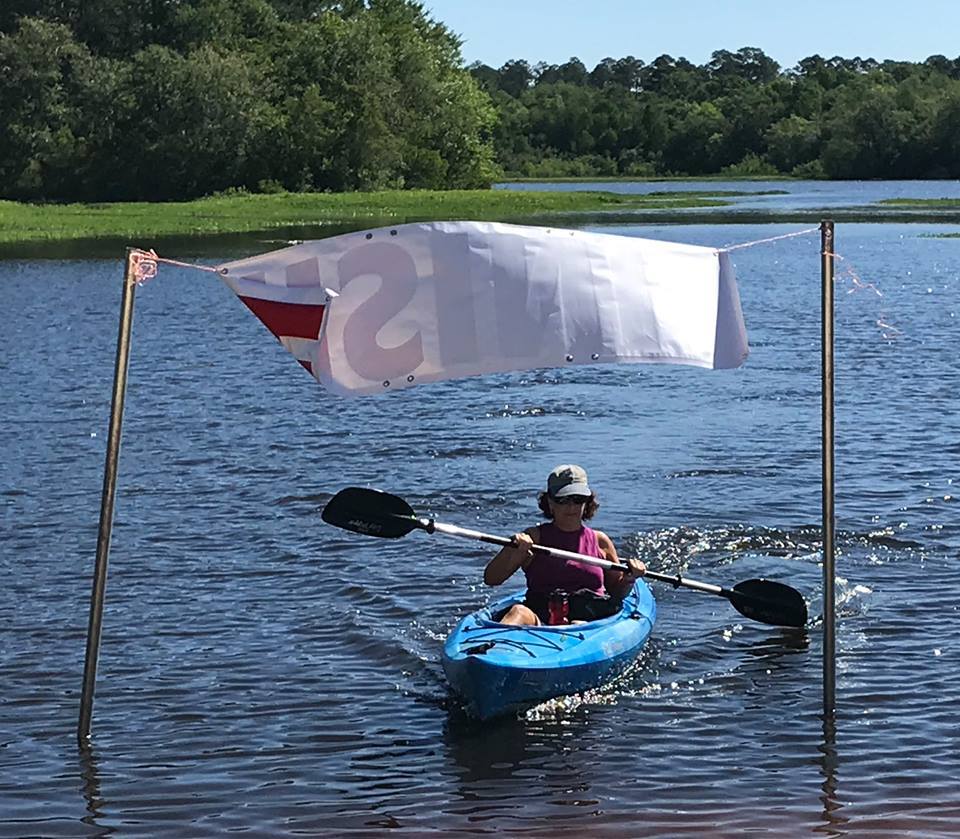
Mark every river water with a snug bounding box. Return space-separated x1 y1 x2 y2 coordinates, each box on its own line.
2 182 960 836
497 176 960 210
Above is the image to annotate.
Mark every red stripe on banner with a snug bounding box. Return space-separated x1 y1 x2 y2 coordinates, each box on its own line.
238 296 325 340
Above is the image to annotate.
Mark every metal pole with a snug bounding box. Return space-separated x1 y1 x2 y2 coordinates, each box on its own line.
821 220 836 717
78 250 138 746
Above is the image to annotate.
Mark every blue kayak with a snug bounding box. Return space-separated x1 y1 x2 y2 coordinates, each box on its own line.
442 580 656 720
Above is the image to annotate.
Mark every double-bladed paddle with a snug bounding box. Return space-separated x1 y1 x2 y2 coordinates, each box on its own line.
321 486 808 628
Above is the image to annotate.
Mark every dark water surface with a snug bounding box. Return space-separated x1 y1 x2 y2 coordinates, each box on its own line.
2 219 960 836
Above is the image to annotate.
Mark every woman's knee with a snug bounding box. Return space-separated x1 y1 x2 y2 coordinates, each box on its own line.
500 604 540 625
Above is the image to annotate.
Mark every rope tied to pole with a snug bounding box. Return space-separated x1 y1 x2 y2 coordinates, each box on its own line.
130 248 225 285
715 231 901 341
720 226 821 252
824 250 903 339
130 249 158 284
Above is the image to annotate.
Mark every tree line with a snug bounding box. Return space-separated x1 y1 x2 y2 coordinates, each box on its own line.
470 48 960 180
2 1 959 203
0 0 497 201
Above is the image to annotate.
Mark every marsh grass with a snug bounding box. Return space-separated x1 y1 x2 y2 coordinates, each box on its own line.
879 198 960 207
0 189 729 246
877 198 960 235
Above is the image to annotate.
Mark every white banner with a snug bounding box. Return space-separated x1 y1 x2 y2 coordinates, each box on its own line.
219 221 748 396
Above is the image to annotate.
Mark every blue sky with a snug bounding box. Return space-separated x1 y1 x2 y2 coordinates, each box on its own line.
424 0 960 71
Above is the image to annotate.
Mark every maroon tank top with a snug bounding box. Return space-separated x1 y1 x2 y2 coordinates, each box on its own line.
523 522 607 596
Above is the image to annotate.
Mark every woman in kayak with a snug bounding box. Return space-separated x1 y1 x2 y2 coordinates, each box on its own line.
484 464 646 625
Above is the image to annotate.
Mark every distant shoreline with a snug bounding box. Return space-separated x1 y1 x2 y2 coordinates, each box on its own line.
497 175 797 184
5 186 960 258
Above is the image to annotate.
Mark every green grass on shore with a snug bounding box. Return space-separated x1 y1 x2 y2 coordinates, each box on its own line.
879 198 960 208
878 198 960 236
0 188 730 246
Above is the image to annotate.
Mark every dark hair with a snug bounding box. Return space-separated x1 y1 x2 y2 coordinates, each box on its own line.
538 491 599 520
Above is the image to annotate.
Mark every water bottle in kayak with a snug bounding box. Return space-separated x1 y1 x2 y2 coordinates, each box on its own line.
547 590 569 625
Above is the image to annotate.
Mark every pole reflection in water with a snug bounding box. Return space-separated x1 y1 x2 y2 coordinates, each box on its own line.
818 715 847 835
78 744 107 835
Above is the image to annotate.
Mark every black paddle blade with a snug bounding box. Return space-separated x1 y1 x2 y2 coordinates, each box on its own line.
729 579 808 628
321 487 421 539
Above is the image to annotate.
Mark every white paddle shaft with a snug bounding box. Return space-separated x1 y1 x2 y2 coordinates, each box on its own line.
428 520 724 595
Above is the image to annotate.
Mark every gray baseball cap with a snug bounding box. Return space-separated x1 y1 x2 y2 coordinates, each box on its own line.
547 464 591 498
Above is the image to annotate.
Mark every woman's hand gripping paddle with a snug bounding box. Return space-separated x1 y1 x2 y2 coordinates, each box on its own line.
321 487 808 628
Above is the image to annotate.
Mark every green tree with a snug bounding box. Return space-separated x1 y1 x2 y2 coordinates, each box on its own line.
555 57 588 85
497 59 534 97
588 57 618 88
172 0 280 50
707 47 779 87
104 44 269 199
765 115 819 171
930 90 960 176
0 0 181 56
521 82 597 156
924 54 957 79
717 80 789 166
0 18 91 198
644 54 708 99
261 3 496 191
662 101 729 173
487 90 533 172
468 61 500 92
820 80 922 178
